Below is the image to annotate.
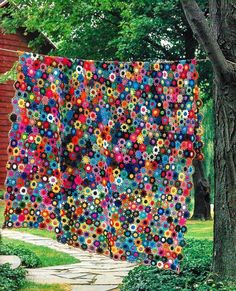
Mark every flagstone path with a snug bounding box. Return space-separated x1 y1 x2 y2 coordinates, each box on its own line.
1 229 135 291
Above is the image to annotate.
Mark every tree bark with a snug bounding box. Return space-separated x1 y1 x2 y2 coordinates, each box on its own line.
181 0 236 279
210 1 236 278
214 80 236 278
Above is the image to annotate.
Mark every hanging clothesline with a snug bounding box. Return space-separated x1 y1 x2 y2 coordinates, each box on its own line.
0 47 210 63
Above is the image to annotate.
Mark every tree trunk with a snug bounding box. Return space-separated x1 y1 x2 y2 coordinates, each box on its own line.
192 159 211 220
213 81 236 277
210 0 236 278
181 0 236 279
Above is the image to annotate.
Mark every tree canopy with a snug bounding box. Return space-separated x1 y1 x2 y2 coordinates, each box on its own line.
0 0 203 59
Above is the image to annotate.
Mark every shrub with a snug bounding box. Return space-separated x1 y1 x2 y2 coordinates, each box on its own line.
121 239 235 291
0 263 26 291
0 243 42 268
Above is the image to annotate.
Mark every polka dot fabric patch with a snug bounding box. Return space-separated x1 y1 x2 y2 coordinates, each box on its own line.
4 53 203 272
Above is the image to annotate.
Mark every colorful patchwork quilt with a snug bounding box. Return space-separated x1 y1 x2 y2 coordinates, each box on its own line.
4 53 203 271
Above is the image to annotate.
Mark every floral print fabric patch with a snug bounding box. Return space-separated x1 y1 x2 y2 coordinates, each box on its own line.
4 53 203 271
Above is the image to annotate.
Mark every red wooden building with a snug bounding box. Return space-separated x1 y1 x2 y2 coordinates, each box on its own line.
0 0 55 188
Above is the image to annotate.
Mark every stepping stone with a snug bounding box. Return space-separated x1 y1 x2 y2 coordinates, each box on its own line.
0 255 21 269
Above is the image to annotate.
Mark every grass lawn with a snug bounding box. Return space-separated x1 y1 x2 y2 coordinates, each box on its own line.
186 219 213 240
2 237 79 267
19 282 71 291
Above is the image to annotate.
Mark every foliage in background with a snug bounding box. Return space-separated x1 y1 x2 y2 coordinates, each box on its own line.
0 61 18 84
0 190 4 200
121 239 235 291
201 98 215 201
0 264 26 291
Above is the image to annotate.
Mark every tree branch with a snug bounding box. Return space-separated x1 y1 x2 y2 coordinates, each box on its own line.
181 0 231 81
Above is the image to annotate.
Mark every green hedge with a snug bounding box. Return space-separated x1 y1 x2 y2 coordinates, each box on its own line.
0 264 26 291
121 239 235 291
0 243 41 268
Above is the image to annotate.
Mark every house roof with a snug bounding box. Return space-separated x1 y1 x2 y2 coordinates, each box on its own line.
0 0 57 52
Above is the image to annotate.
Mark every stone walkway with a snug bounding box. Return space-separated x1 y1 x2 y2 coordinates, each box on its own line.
1 229 135 291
